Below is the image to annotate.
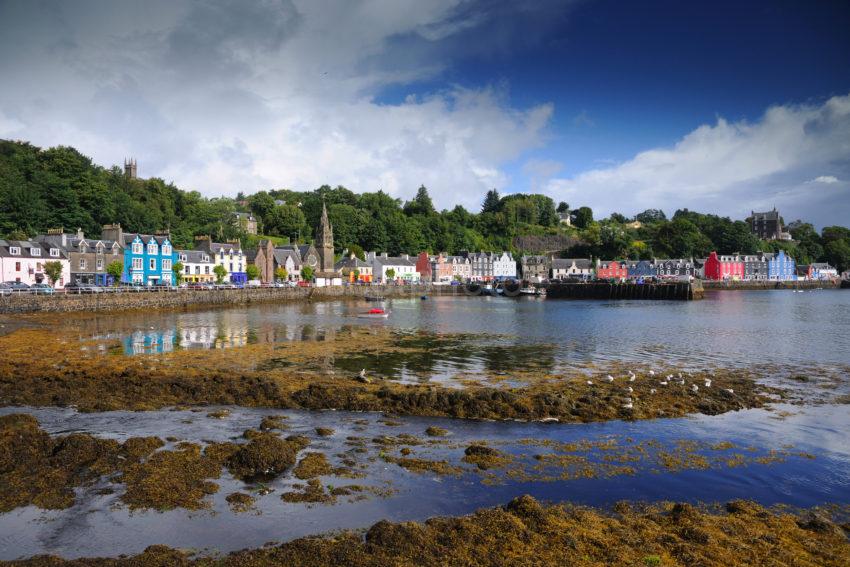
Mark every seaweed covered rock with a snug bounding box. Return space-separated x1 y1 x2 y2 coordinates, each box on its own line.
226 432 309 481
293 452 333 480
120 443 222 510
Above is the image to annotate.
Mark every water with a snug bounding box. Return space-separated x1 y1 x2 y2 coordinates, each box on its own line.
0 404 847 560
1 291 848 559
57 289 850 372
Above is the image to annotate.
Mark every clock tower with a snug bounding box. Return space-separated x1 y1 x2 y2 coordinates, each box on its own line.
316 200 335 274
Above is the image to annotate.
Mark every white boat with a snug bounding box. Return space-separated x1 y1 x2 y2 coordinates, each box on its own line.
520 287 542 296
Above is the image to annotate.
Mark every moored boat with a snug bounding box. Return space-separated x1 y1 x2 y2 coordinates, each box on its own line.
358 307 390 318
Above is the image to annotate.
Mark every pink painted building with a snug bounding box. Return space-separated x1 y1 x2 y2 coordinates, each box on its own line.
430 253 455 282
0 239 70 287
703 251 744 281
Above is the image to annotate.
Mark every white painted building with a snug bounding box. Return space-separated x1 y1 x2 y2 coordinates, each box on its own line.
0 239 70 287
367 252 419 283
492 252 517 279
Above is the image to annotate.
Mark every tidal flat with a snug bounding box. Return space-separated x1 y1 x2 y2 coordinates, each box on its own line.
0 294 848 563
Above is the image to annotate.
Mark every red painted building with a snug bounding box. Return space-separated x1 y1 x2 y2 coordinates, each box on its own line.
703 251 744 281
415 251 432 282
596 260 629 280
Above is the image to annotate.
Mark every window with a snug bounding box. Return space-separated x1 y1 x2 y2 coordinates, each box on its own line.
185 265 190 274
9 246 20 255
79 259 86 270
132 258 143 270
37 262 42 271
162 259 171 271
205 266 210 274
132 242 143 254
162 244 171 256
50 248 60 257
147 242 158 255
31 248 41 257
112 246 119 255
149 258 156 271
15 262 21 271
96 259 103 270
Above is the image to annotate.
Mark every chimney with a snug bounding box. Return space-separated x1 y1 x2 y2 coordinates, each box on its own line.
76 228 84 240
101 223 123 244
381 252 388 258
401 254 409 260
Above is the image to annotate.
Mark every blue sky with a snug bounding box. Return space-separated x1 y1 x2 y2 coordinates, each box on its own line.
1 0 849 225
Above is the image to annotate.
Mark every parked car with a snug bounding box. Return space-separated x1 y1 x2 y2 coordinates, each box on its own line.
0 283 11 297
4 281 31 292
65 282 104 294
30 283 56 295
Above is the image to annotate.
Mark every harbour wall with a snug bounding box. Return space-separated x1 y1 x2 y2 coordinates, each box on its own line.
0 284 463 315
701 279 840 290
545 280 703 301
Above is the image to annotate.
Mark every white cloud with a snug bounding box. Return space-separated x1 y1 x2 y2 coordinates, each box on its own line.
807 175 839 184
0 0 555 211
545 95 850 227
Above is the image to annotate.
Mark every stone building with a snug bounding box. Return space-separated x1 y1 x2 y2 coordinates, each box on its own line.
749 208 791 240
315 202 335 277
38 228 122 286
521 255 551 281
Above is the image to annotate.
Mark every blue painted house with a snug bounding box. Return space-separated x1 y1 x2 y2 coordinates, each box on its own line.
767 250 795 281
101 224 177 285
627 260 656 278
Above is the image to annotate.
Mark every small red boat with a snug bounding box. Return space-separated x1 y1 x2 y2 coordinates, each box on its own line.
357 307 390 318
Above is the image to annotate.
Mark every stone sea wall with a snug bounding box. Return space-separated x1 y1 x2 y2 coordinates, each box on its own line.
702 279 840 291
0 284 463 315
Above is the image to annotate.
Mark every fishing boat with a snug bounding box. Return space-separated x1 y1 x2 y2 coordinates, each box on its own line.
520 286 543 296
357 307 390 318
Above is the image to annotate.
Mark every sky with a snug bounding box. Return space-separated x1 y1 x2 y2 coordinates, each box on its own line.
1 0 849 227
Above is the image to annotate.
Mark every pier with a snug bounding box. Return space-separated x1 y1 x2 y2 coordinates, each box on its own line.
544 280 703 301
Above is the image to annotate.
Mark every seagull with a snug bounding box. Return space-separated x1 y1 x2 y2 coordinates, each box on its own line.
586 380 594 385
359 369 367 378
724 388 734 394
629 374 636 382
622 402 634 410
666 374 673 380
660 380 668 386
704 379 712 388
626 386 633 393
691 384 699 393
650 388 657 394
623 397 633 404
604 375 614 383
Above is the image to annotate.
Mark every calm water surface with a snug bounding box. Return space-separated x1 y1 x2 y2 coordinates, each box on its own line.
64 290 850 372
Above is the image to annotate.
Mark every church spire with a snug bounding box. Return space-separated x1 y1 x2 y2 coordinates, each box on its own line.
316 198 334 272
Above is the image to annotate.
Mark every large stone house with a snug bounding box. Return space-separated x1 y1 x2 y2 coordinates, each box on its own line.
521 255 551 281
749 208 792 241
233 212 258 235
655 258 698 279
38 228 122 286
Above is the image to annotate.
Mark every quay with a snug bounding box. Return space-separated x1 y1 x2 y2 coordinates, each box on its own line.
544 280 703 301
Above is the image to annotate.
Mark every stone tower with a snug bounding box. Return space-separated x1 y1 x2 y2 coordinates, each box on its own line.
124 158 137 179
316 200 335 273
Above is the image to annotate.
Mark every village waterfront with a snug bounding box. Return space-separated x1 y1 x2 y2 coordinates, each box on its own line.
0 290 849 563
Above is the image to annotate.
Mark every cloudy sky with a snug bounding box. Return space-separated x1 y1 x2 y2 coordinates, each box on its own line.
1 0 849 226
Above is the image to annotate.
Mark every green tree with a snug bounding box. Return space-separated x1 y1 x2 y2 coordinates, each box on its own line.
824 239 850 272
246 264 260 281
275 267 288 281
481 189 501 214
172 261 184 284
43 261 64 286
213 264 228 284
300 265 314 281
572 206 594 229
635 209 666 223
385 268 396 281
353 268 360 281
266 205 306 241
248 191 276 225
106 260 124 285
403 185 436 216
556 201 569 213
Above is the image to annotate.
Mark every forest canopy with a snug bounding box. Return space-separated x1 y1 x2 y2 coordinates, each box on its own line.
1 140 848 271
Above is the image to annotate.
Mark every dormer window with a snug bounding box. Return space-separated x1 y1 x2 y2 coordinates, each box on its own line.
132 242 143 254
79 243 87 253
9 246 20 255
31 248 41 257
147 242 158 255
162 244 171 256
50 248 60 257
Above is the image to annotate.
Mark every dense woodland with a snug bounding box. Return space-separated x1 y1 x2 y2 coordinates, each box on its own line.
1 140 849 271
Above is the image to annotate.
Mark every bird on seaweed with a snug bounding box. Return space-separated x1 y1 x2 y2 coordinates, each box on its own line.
604 375 615 383
704 379 712 388
359 369 367 378
650 388 657 394
691 384 699 393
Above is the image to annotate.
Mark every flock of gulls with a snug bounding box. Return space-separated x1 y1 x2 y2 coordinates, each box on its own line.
584 369 734 410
